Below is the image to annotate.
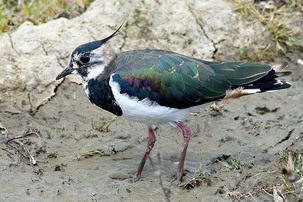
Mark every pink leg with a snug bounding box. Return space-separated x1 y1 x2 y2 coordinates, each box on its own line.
135 127 156 180
176 121 191 181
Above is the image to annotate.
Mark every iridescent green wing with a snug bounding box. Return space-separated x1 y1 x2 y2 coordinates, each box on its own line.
111 49 271 109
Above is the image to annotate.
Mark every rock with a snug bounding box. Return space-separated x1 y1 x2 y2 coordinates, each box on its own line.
113 141 132 153
109 171 130 180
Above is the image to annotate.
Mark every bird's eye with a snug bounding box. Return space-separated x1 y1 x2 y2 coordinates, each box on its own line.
80 56 90 63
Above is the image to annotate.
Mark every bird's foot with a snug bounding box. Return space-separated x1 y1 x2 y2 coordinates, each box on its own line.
175 170 186 185
176 171 185 184
131 174 141 182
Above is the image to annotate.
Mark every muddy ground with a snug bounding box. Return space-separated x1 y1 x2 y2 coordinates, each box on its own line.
1 0 303 201
0 59 303 202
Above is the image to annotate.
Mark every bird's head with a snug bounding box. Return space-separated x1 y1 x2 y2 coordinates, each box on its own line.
56 24 123 81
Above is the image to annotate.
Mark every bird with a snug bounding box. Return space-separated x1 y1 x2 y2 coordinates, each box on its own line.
56 24 292 182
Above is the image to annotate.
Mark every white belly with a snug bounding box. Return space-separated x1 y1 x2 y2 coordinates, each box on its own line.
109 75 200 126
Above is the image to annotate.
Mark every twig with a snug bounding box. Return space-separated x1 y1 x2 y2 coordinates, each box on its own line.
262 188 273 197
1 127 41 166
6 129 41 144
156 153 171 202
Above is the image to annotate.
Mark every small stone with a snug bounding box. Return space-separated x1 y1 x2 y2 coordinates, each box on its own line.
109 171 130 180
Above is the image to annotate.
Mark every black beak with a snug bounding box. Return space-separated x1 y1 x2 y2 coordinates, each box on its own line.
56 65 75 80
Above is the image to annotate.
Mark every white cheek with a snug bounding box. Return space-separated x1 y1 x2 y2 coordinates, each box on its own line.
86 64 105 80
72 61 80 74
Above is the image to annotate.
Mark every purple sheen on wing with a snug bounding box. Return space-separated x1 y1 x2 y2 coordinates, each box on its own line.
133 78 142 88
124 76 161 92
125 77 134 85
147 80 161 91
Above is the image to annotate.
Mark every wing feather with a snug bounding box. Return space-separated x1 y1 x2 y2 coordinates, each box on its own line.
110 49 272 109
